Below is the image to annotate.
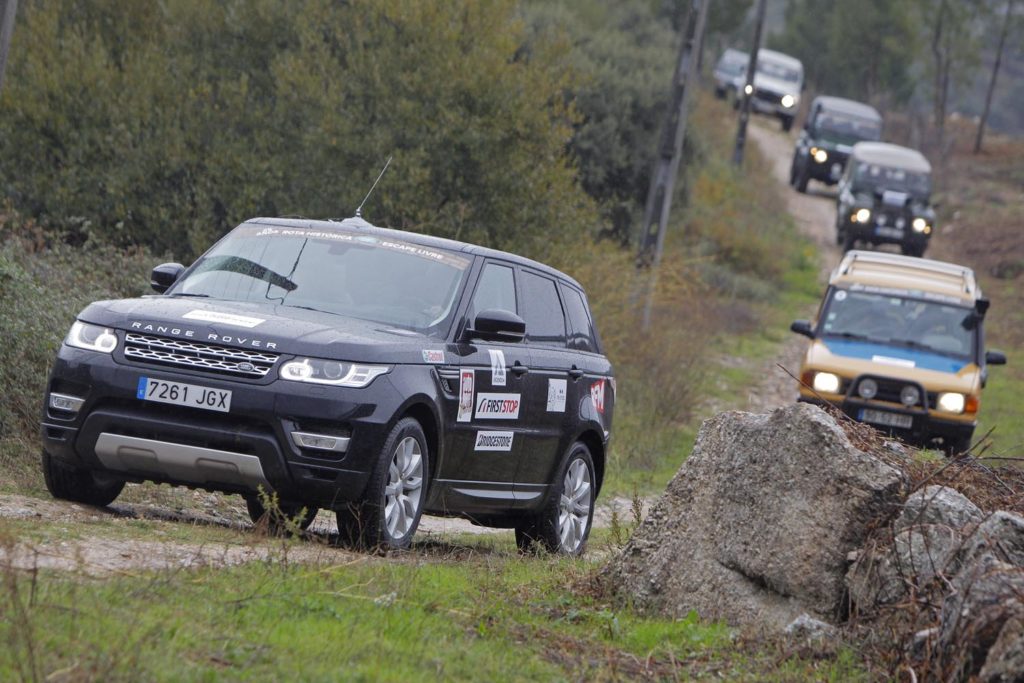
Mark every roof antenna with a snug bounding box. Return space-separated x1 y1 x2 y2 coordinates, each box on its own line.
355 155 393 218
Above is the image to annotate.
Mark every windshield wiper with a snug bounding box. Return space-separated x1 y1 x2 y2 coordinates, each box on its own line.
168 292 210 298
827 331 882 343
198 256 298 292
886 338 964 357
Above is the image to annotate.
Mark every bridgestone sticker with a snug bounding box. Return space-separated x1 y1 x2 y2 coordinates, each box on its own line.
546 378 567 413
422 349 446 364
474 431 514 452
182 310 265 328
475 393 520 420
488 349 506 386
457 370 474 423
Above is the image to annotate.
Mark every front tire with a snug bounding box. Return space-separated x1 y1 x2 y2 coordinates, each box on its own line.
781 116 794 132
341 417 428 551
515 442 595 556
42 451 124 507
795 166 809 193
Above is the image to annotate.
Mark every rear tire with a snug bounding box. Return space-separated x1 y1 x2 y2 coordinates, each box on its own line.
515 442 595 556
245 495 318 534
41 451 124 507
341 417 428 551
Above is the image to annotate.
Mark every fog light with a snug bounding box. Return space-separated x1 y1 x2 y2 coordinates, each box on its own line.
291 431 350 453
813 148 828 163
900 385 920 407
937 392 965 414
812 372 841 394
857 378 878 400
49 393 85 414
855 208 872 223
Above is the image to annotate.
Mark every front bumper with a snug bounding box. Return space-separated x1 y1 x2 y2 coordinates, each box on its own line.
40 345 408 507
847 215 930 249
798 393 974 446
806 150 849 183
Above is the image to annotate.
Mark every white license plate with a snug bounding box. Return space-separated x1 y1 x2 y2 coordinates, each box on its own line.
875 226 904 239
860 409 912 429
136 377 231 413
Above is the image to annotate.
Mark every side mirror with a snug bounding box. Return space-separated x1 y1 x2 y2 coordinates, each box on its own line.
151 262 185 294
985 350 1007 366
464 309 526 343
975 297 990 317
790 319 814 338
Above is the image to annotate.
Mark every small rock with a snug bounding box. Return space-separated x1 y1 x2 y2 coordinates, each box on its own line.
785 613 836 640
895 486 983 533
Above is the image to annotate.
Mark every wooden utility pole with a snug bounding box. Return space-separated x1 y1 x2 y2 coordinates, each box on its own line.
637 0 710 331
731 0 766 167
0 0 17 94
975 0 1014 154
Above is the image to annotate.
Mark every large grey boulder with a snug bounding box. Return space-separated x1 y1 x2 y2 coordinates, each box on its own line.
604 403 906 629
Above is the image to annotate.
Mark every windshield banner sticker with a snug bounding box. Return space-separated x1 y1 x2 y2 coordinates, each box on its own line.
872 355 916 368
475 393 520 420
488 349 506 386
422 349 445 364
547 379 567 413
474 431 514 452
182 310 265 328
457 370 474 423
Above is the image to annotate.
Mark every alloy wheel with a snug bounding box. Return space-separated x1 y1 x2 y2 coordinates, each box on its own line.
384 435 423 540
557 458 593 553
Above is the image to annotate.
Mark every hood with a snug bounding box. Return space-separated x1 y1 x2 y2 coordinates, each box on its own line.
77 296 450 364
806 338 980 393
752 73 799 96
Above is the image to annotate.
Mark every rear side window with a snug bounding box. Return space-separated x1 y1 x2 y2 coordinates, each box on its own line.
468 263 517 320
520 271 566 347
562 285 598 353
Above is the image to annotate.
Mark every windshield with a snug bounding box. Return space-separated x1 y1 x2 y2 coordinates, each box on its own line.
170 224 472 334
853 163 930 197
820 289 976 359
756 60 801 83
816 112 881 146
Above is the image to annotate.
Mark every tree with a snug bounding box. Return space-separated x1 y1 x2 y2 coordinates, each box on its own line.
975 0 1017 153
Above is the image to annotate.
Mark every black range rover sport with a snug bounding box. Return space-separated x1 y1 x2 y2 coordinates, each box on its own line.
40 217 614 554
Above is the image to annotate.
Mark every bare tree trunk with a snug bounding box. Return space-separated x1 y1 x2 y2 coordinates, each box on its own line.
931 0 948 149
0 0 19 95
975 0 1014 153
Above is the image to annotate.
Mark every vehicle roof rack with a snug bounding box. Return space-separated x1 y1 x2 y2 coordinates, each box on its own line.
835 250 978 299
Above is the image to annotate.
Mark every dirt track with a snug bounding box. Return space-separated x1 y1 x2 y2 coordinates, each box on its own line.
0 115 843 574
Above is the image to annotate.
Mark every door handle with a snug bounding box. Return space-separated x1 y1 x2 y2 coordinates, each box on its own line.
569 367 584 380
511 363 529 377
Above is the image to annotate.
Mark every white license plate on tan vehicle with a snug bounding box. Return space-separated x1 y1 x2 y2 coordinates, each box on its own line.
859 408 912 429
136 377 231 413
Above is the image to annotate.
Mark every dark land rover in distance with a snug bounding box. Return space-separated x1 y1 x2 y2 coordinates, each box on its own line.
836 142 936 257
40 217 614 554
790 96 882 193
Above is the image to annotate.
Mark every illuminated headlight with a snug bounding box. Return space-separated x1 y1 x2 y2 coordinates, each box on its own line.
813 148 828 164
781 94 796 108
744 84 753 95
855 208 872 224
66 321 118 353
812 372 841 394
936 392 965 414
280 358 390 387
912 218 929 233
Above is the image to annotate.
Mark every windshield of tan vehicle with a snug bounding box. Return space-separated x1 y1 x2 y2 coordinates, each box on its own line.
170 224 472 334
820 289 975 359
816 112 881 146
756 59 800 83
853 163 930 198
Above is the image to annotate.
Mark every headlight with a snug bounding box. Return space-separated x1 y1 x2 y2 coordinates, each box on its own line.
912 218 929 233
812 372 841 394
744 84 753 95
781 94 796 108
857 378 878 400
280 358 390 387
855 208 872 223
936 392 965 414
813 148 828 164
66 321 118 354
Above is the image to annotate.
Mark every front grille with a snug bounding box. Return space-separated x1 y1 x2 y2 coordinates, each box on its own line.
754 88 782 104
851 376 925 408
124 333 278 378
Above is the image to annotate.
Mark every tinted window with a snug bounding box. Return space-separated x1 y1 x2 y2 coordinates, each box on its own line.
520 271 566 347
468 263 517 320
562 285 597 353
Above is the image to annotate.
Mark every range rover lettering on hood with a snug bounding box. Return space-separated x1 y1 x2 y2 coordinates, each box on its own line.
129 322 278 349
